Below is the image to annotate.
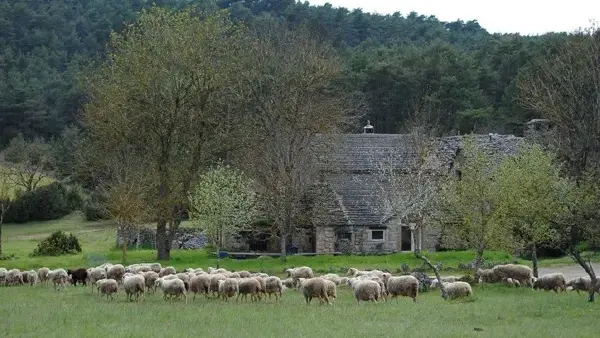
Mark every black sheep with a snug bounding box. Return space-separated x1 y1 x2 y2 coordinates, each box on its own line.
67 268 88 286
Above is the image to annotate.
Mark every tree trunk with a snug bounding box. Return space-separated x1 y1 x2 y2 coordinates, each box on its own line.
475 245 485 269
216 244 221 269
569 249 597 302
531 243 539 278
121 241 127 264
156 219 170 261
0 219 3 257
415 250 444 297
280 232 287 263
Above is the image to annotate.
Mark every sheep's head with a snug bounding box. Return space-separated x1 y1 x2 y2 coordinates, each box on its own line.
347 268 357 276
285 269 293 277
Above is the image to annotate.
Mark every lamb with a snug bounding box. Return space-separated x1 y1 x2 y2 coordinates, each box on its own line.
441 281 473 300
286 266 314 286
37 267 50 285
237 278 262 302
48 268 68 291
299 277 330 305
67 268 88 286
107 264 126 284
96 278 119 300
22 270 38 286
88 268 108 293
492 264 534 287
265 276 284 301
533 273 567 293
566 276 600 295
385 276 419 303
218 278 239 301
143 271 160 293
159 266 176 277
352 279 382 304
160 278 187 303
123 274 145 302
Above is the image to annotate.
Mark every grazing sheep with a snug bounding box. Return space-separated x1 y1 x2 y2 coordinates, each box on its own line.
503 278 521 287
347 268 384 279
0 268 6 285
176 273 191 291
251 276 266 299
250 272 270 278
96 278 119 300
37 267 50 285
189 274 211 300
160 278 187 303
352 279 382 304
237 278 262 302
67 268 88 286
286 267 314 286
281 278 295 289
237 270 251 278
134 265 152 273
48 269 68 291
476 268 501 283
265 276 284 301
299 277 330 305
218 278 239 301
123 274 145 302
149 263 162 274
159 266 176 277
107 264 126 284
208 267 228 274
209 274 227 296
88 268 108 293
325 279 337 301
143 271 160 293
22 270 38 286
385 276 419 303
533 273 567 293
441 281 473 300
5 269 23 286
492 264 533 287
566 276 600 295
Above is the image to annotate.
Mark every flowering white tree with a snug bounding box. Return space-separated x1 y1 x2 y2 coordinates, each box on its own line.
188 163 257 268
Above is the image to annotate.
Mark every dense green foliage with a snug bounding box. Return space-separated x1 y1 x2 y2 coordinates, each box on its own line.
3 182 82 223
0 0 573 146
30 230 81 256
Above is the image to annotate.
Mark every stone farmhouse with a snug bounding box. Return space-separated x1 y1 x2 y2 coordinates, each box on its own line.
279 119 549 255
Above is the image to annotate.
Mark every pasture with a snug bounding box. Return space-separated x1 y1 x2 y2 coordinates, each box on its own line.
0 281 597 338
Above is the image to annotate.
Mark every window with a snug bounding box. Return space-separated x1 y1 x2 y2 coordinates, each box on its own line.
337 232 352 241
370 230 385 241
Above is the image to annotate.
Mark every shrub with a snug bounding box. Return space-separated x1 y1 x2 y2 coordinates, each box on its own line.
83 192 109 221
31 231 82 256
4 182 83 223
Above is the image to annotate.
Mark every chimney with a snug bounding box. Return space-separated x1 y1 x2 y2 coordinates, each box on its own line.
363 120 374 134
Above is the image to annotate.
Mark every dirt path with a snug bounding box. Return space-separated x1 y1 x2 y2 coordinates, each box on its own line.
538 263 600 280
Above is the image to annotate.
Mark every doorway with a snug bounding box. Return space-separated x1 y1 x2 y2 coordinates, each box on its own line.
400 226 412 251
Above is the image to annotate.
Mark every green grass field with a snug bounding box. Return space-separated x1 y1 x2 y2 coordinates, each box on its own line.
0 212 594 274
0 282 597 338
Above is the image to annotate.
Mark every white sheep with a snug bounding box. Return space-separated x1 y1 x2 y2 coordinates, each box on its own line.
123 274 145 302
325 279 337 301
385 275 419 303
0 268 6 285
88 267 108 293
22 270 37 286
37 267 50 285
299 277 330 305
492 264 533 287
143 271 160 293
566 276 600 294
441 281 473 300
286 266 314 286
189 274 211 300
352 279 382 304
5 269 23 286
218 278 239 301
347 268 384 279
48 268 68 291
107 264 125 284
96 278 119 300
533 273 567 293
237 278 262 302
159 266 176 277
265 276 284 301
160 278 187 303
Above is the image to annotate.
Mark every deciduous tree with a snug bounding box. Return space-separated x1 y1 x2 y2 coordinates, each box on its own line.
188 162 257 268
2 134 52 192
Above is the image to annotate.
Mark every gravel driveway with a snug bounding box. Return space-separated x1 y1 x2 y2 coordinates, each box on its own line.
538 263 600 280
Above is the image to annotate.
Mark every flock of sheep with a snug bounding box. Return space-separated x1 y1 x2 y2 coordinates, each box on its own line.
0 262 594 305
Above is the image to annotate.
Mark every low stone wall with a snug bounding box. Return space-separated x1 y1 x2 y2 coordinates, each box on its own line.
116 226 207 250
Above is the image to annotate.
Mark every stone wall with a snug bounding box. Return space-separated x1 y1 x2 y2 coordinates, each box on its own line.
316 226 335 253
116 226 207 250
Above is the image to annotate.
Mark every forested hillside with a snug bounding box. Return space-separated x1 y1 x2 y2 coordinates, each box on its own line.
0 0 571 145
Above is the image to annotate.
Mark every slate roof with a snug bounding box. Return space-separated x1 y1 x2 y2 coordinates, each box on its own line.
313 133 524 227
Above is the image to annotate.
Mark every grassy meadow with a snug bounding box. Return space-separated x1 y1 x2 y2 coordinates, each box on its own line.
0 282 598 338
